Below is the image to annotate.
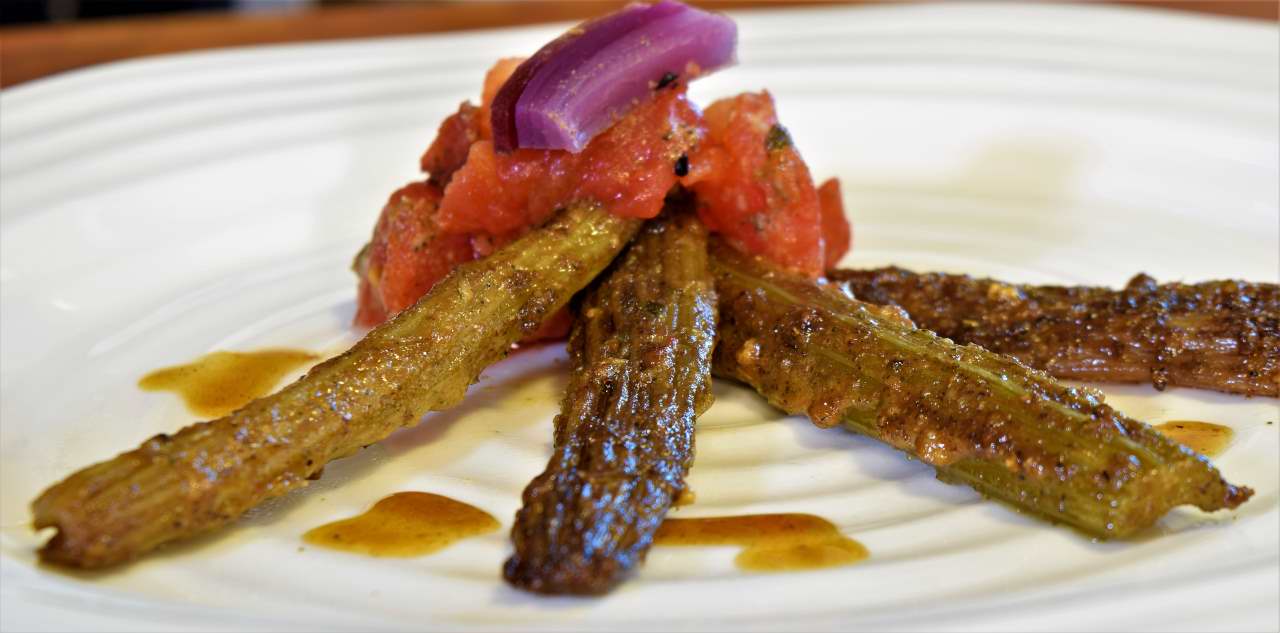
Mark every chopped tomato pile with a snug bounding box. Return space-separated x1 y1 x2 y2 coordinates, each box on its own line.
353 182 470 327
436 86 701 236
681 91 849 275
355 61 852 330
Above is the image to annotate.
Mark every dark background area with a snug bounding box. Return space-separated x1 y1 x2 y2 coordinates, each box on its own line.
2 0 235 25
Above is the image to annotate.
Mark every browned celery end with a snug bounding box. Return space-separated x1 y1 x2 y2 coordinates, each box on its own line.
829 267 1280 397
506 208 716 595
32 204 641 569
711 240 1252 539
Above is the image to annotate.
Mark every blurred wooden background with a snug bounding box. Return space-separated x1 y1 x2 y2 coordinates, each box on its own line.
1 1 1276 89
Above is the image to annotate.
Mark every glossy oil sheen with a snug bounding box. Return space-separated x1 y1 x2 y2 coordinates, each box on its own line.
1155 421 1234 457
138 349 318 418
303 492 499 557
655 514 868 572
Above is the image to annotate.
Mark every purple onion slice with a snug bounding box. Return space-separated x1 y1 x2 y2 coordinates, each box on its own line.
491 0 737 153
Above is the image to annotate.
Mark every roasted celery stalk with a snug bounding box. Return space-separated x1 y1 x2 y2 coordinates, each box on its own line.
505 210 716 594
711 241 1252 538
32 204 640 568
830 267 1280 397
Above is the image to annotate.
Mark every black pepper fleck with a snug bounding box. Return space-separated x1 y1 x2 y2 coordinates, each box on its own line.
673 154 689 177
765 124 793 151
656 72 678 90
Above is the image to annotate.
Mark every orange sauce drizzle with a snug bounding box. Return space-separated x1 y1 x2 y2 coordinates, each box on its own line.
304 492 499 558
655 513 868 572
139 349 318 417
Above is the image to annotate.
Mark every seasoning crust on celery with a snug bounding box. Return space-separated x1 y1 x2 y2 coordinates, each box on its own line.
505 209 716 595
830 267 1279 397
713 242 1252 538
32 205 640 569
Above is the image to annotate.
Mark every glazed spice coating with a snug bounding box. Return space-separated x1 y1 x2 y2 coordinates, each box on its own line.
712 242 1251 538
829 267 1280 397
31 205 641 569
505 209 716 594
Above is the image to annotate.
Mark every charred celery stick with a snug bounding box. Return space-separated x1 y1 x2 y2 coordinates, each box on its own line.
712 241 1252 538
505 211 716 595
830 267 1280 397
32 204 640 568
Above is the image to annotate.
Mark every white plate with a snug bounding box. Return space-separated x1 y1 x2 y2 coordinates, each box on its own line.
2 3 1277 631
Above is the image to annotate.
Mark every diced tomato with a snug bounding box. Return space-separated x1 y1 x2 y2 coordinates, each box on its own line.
682 91 826 277
353 177 573 334
353 272 387 327
360 64 852 335
354 182 476 328
817 177 851 270
420 102 481 186
435 87 702 235
359 61 698 332
420 58 524 185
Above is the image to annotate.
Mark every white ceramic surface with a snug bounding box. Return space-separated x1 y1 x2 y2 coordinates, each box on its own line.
2 3 1277 631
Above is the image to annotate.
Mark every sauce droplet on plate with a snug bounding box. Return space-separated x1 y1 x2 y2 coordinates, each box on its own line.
1154 421 1233 457
304 492 500 558
655 513 867 572
139 349 319 418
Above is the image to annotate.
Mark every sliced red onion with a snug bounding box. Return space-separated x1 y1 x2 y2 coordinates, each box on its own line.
491 0 736 153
